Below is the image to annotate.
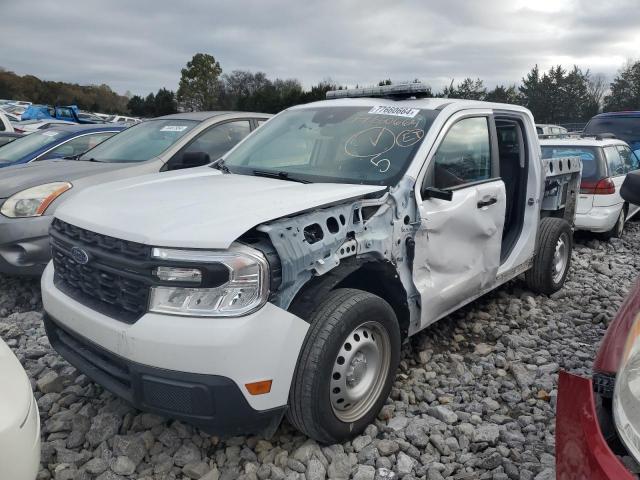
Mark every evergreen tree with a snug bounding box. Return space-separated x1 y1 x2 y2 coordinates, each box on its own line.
176 53 223 111
127 95 145 116
485 85 522 104
442 78 486 100
154 88 178 116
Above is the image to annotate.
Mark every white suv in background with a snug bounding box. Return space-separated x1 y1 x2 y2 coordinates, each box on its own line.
541 137 640 238
106 115 140 125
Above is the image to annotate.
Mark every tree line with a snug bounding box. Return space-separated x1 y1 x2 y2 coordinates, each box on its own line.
3 54 640 123
0 68 130 114
172 53 640 123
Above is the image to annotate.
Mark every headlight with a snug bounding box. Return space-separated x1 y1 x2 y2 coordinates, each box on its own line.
148 243 269 317
1 182 72 218
613 314 640 461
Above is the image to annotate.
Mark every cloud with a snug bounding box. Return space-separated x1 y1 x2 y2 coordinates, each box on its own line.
1 0 637 95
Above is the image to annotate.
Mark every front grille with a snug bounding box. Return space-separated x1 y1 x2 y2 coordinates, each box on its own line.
50 219 153 323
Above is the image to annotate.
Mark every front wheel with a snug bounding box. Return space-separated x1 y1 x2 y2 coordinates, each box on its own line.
526 217 573 295
287 288 401 444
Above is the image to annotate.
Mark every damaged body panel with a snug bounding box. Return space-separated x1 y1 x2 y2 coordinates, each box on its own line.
413 180 506 329
258 175 422 333
255 100 582 337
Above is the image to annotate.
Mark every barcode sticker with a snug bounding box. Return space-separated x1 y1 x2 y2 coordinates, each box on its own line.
368 106 420 118
160 125 188 132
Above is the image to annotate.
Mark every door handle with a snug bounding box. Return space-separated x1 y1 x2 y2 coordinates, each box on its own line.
477 196 497 208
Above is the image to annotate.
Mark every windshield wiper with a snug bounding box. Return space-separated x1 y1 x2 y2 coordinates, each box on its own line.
211 158 229 173
252 169 311 184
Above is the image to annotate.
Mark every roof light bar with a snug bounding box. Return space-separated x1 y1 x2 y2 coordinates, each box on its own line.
326 83 430 100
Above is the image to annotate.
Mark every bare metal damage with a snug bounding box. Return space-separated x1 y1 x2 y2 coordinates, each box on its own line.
257 175 422 327
257 156 581 338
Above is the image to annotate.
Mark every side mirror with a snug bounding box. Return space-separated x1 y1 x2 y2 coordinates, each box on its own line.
621 171 640 205
167 151 211 171
422 186 453 201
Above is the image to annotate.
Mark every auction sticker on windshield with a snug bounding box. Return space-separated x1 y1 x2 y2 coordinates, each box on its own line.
159 125 188 132
41 131 59 137
369 106 420 118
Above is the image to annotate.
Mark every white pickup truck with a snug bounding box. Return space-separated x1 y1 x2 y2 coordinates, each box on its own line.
41 84 581 443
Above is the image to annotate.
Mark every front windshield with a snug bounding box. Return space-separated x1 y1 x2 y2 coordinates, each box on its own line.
79 119 197 162
0 130 63 163
223 106 439 185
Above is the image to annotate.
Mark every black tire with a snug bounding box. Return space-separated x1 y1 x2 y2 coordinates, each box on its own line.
287 288 401 444
526 217 573 295
601 207 626 240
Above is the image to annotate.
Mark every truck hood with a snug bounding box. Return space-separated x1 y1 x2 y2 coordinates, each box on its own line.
56 168 387 249
0 160 128 198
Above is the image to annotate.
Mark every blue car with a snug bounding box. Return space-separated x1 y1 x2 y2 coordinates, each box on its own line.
20 104 102 124
0 124 125 169
584 111 640 158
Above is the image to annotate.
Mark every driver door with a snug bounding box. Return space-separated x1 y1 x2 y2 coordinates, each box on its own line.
413 113 506 329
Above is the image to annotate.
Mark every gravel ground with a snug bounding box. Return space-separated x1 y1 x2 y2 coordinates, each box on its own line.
1 221 639 480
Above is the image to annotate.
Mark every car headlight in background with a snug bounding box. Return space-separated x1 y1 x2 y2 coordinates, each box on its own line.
0 182 72 218
613 313 640 462
148 243 270 317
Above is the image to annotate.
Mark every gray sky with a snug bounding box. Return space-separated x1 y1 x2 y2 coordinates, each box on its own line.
1 0 638 96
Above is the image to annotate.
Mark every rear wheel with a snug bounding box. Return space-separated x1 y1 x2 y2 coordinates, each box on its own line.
601 207 625 240
287 288 400 444
526 217 573 295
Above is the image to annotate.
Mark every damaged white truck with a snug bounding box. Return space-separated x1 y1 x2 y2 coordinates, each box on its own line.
41 84 581 443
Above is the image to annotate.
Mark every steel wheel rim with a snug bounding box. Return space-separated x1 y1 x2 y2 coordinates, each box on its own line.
552 233 569 283
330 321 391 423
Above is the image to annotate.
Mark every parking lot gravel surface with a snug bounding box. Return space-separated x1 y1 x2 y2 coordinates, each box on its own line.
1 221 639 480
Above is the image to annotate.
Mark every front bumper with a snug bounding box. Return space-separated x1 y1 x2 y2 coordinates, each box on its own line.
556 371 634 479
44 313 285 436
0 394 40 480
41 262 309 434
575 205 622 233
0 213 53 276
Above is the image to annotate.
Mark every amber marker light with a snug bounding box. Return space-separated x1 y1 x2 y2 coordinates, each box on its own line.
245 380 272 395
35 182 72 215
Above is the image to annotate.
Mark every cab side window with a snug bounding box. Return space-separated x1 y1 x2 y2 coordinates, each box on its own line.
617 145 640 172
433 117 492 189
604 146 625 176
183 120 251 160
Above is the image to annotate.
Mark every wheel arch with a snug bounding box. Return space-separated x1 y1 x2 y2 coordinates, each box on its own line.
288 259 411 339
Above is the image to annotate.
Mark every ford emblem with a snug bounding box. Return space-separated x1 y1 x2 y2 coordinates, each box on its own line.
70 246 90 265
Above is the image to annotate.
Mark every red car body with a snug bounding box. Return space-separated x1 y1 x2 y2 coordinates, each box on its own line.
556 279 640 479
